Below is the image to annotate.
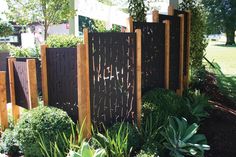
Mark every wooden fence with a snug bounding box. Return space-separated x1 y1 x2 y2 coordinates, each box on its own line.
0 7 191 135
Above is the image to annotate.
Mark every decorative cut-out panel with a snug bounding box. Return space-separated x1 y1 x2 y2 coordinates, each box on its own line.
88 32 137 128
133 22 166 93
46 48 78 122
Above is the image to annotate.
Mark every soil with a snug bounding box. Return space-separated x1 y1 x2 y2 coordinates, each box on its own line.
199 103 236 157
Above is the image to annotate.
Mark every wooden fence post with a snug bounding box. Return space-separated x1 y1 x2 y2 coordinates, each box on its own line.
152 9 159 23
168 5 174 16
163 20 170 89
8 58 20 124
41 45 48 106
27 59 38 109
126 17 134 32
135 29 142 128
0 71 8 130
185 11 191 89
177 14 184 96
77 28 91 138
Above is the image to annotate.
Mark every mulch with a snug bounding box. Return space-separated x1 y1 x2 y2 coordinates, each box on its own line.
200 104 236 157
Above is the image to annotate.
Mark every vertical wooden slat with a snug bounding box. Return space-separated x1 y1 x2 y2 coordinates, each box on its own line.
168 5 174 15
152 9 159 23
27 59 38 109
0 71 8 130
77 28 91 138
126 17 134 32
177 14 184 96
163 20 170 89
185 11 191 88
41 45 48 105
8 58 20 124
135 29 142 128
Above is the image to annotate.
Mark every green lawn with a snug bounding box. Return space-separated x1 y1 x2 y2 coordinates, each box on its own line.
205 39 236 76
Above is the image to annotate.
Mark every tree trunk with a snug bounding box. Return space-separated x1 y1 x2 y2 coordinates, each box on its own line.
225 26 235 45
44 21 49 41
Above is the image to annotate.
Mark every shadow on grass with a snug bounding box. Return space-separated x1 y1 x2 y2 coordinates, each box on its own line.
214 43 236 48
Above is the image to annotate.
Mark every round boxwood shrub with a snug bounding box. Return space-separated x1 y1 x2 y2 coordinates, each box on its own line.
14 106 74 157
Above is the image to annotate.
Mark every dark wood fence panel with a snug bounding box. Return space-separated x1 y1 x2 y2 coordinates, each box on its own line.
46 48 78 122
13 61 30 109
133 22 166 93
159 15 181 91
88 32 137 128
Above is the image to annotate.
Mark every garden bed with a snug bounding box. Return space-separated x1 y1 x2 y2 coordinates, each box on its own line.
200 103 236 157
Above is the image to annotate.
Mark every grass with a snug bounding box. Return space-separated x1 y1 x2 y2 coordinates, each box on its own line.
205 38 236 76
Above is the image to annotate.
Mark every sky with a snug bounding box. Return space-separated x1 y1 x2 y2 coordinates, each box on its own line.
0 0 8 20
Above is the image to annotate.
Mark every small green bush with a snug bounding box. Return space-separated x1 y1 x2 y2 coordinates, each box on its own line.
0 129 20 155
0 21 14 37
46 35 83 48
14 106 74 157
0 43 10 52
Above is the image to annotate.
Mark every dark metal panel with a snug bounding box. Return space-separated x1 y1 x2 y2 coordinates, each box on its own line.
88 32 137 129
133 22 166 93
159 14 181 90
46 48 78 122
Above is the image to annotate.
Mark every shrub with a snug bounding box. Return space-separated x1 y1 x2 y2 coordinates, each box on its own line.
178 0 208 71
136 150 157 157
46 35 83 48
161 117 210 157
0 43 11 52
0 129 20 155
14 106 74 157
142 88 185 125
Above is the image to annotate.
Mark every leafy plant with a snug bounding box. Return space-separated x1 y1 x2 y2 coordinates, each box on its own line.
39 123 84 157
67 141 107 157
182 90 210 123
136 150 158 157
209 62 236 104
0 21 14 38
14 106 74 157
0 43 11 52
178 0 208 71
161 117 210 157
128 0 147 22
0 129 21 155
91 123 132 157
46 35 83 48
4 44 40 58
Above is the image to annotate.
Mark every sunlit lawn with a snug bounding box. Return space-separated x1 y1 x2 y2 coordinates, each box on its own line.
205 38 236 76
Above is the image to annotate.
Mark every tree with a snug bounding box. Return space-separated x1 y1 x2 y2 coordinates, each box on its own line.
128 0 147 22
5 0 75 40
0 21 14 42
178 0 208 70
202 0 236 45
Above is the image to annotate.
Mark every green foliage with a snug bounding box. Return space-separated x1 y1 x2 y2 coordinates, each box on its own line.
91 123 132 157
14 106 74 157
108 123 143 151
202 0 236 45
67 141 107 157
39 123 84 157
178 0 208 70
0 43 11 52
0 21 14 37
0 129 20 155
142 88 184 125
128 0 147 22
183 90 210 123
161 117 210 157
5 0 76 39
46 35 83 48
209 62 236 104
136 149 157 157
